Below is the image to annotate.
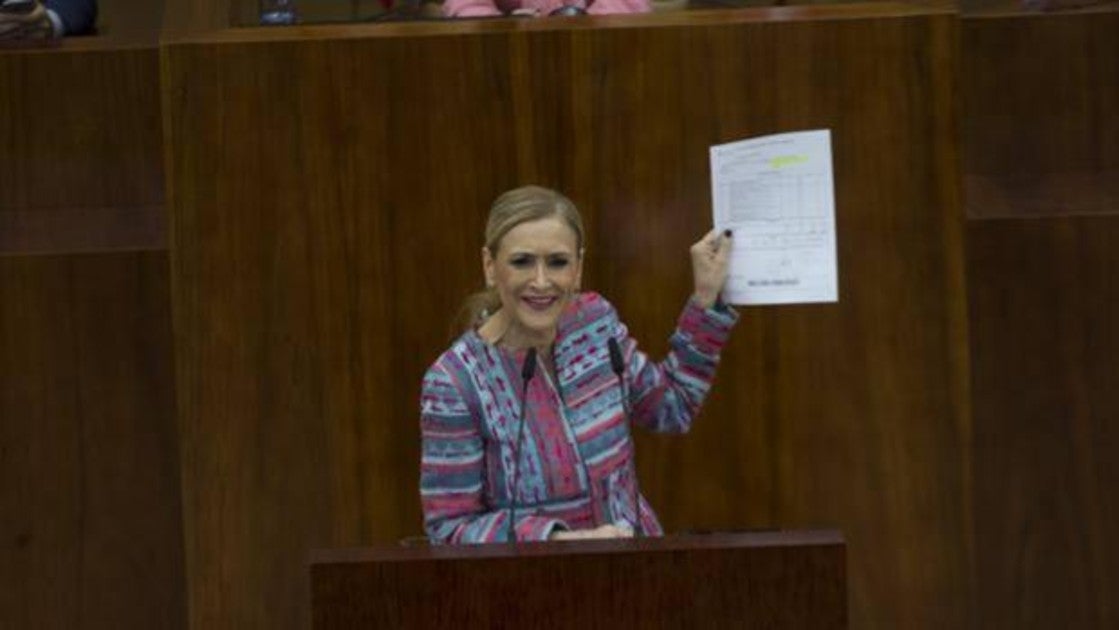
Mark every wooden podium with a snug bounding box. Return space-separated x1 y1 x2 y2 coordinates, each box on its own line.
310 530 845 629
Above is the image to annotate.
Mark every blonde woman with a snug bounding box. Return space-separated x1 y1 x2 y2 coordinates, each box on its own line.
420 185 736 543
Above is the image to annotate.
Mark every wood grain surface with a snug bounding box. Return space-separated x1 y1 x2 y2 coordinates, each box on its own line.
967 217 1119 629
161 0 232 35
97 0 166 36
164 6 969 629
0 43 164 254
963 9 1118 627
312 531 847 629
962 9 1119 218
0 252 184 630
1 25 180 630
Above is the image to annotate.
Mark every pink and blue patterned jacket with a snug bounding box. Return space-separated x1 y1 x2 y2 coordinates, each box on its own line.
420 292 737 543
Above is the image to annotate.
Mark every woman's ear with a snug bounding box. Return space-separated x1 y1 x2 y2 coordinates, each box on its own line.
482 247 495 288
574 248 585 291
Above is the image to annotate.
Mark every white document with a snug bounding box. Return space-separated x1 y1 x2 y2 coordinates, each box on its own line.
710 129 838 305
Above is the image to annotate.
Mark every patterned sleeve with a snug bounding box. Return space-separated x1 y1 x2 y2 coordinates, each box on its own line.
420 362 566 544
615 298 738 433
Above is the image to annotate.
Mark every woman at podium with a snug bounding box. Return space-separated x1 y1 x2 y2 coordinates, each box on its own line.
420 185 736 543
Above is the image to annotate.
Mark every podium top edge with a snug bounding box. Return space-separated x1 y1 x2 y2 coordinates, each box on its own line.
310 528 845 565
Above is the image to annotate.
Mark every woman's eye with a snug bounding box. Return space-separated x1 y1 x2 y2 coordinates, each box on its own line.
547 257 570 269
509 256 533 268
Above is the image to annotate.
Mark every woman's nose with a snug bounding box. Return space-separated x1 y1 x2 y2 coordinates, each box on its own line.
530 262 549 286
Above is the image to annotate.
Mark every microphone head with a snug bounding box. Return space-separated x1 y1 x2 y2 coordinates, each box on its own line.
607 338 625 376
521 347 537 382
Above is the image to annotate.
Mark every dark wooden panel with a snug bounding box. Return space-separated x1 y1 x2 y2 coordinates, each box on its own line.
0 42 164 254
967 216 1119 629
312 532 846 629
595 14 972 630
161 0 232 34
962 8 1119 218
97 0 165 35
0 205 165 256
165 37 408 630
164 5 968 629
0 252 184 630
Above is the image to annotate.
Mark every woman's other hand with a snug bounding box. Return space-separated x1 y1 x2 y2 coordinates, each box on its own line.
550 523 634 541
690 229 733 309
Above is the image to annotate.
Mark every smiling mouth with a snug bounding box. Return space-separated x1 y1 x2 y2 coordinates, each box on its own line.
521 295 558 311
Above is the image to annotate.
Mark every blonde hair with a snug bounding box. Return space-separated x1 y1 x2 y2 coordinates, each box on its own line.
459 185 585 330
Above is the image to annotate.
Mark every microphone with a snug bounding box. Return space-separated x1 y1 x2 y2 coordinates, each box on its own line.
607 337 643 537
507 347 537 543
607 337 625 379
549 4 586 15
522 347 538 382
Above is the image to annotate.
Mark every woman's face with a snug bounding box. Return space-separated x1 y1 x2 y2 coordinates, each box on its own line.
483 217 583 346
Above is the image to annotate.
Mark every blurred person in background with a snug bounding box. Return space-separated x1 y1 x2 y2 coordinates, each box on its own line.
443 0 648 18
1 0 95 39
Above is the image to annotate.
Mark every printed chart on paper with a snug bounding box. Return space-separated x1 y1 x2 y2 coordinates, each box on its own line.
710 129 838 305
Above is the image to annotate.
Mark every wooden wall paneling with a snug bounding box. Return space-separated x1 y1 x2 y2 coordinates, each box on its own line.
0 43 165 255
967 216 1119 629
963 10 1118 627
96 0 166 35
1 28 179 630
0 252 184 630
164 5 969 629
164 37 409 630
161 0 233 35
549 13 970 629
962 8 1119 218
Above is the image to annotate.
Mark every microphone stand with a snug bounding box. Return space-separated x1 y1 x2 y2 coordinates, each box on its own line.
608 338 643 537
506 347 537 544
